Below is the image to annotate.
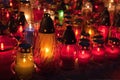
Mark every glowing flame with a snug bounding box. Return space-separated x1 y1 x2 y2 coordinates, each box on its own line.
45 48 49 53
10 2 13 7
82 50 85 55
6 12 10 18
75 29 78 36
97 48 100 52
18 25 23 32
23 58 27 63
0 43 4 50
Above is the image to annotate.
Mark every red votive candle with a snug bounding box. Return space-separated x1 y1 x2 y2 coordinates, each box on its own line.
92 47 105 62
61 45 77 70
106 45 120 59
78 50 91 64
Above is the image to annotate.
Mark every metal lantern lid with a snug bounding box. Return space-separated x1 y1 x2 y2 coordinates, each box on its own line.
39 13 55 33
79 39 90 47
19 43 31 53
63 26 76 44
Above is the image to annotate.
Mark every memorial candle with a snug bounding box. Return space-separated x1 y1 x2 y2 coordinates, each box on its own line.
14 43 34 80
106 45 119 59
92 47 105 61
60 26 77 70
78 50 91 64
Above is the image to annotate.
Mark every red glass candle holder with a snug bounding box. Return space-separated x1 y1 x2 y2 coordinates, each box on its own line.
105 45 120 60
78 49 91 64
0 34 18 80
92 47 105 62
60 44 77 70
97 25 109 41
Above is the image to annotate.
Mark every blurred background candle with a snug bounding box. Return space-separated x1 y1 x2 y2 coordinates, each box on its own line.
107 0 115 25
106 38 120 60
60 26 77 70
91 36 105 62
14 43 34 80
19 0 32 23
81 1 93 21
98 7 110 41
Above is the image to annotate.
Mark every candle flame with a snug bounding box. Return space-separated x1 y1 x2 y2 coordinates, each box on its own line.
45 48 49 53
87 5 90 9
75 29 78 36
19 26 23 32
6 12 9 18
88 29 92 35
23 58 27 63
97 48 100 52
29 24 32 29
0 43 4 50
67 46 70 52
82 50 85 55
10 2 13 7
25 14 29 21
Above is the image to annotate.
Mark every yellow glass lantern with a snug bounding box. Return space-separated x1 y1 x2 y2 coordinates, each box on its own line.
14 43 34 80
34 13 56 74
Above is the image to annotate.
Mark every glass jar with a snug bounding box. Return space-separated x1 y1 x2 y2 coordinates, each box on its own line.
13 43 35 80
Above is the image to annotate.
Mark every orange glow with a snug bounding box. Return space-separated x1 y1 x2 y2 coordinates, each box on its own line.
23 58 27 63
0 43 4 50
18 26 23 32
43 47 51 59
45 48 49 53
67 46 70 52
88 29 92 35
75 29 78 36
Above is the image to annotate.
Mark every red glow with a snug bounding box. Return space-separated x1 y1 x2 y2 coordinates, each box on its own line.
95 5 98 9
6 12 10 18
106 45 120 59
61 45 77 59
78 50 91 64
0 43 4 50
98 26 108 40
92 47 105 61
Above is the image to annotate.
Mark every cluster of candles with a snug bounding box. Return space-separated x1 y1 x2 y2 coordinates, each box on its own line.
0 0 120 80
